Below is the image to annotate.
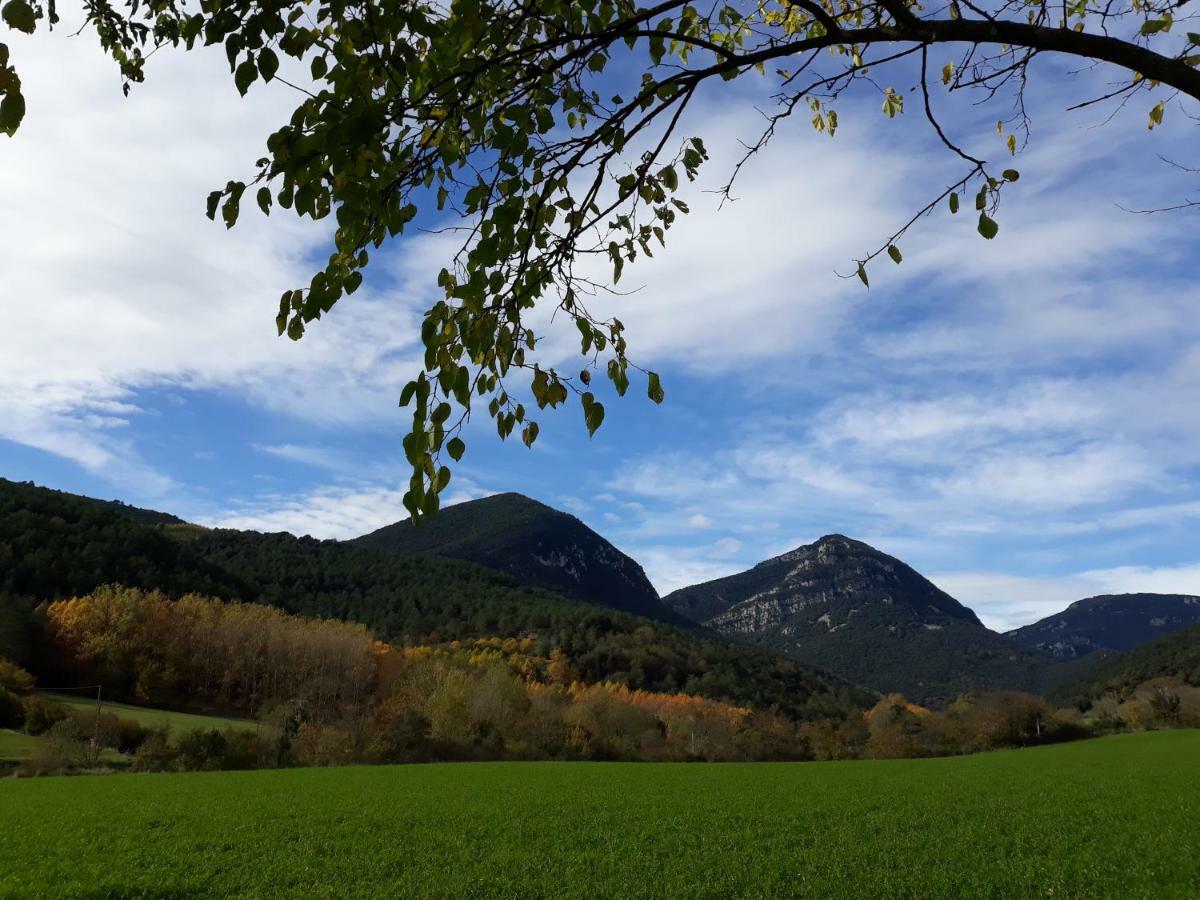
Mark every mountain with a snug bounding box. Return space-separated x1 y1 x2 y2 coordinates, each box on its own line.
0 478 869 720
1006 593 1200 659
352 492 684 623
0 477 244 601
1048 620 1200 707
665 534 1052 706
0 478 184 526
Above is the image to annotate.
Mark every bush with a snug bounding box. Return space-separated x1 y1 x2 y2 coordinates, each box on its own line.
110 717 151 755
0 657 34 692
20 695 68 735
0 686 24 729
176 728 230 772
209 729 272 770
130 727 177 772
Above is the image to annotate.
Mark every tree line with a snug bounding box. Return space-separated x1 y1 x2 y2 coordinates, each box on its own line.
4 587 1199 776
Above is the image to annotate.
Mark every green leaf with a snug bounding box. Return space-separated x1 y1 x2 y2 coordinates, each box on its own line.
887 244 902 264
0 87 24 136
235 59 257 96
521 421 539 448
1002 169 1020 182
1 0 36 34
258 47 280 82
1149 101 1165 129
856 263 869 288
647 371 664 404
256 186 272 215
881 88 903 118
447 436 465 461
436 466 451 491
949 192 959 214
581 392 605 437
205 190 222 221
977 212 999 240
1140 18 1170 35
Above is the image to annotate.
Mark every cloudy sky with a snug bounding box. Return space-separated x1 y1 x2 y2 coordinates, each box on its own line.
3 23 1199 631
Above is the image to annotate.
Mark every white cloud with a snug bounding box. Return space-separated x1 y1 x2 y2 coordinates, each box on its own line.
931 443 1158 511
0 32 433 492
255 444 352 472
209 485 410 539
933 565 1200 632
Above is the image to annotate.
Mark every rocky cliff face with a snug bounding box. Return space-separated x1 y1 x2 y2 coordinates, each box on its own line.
666 535 1049 705
1006 593 1200 659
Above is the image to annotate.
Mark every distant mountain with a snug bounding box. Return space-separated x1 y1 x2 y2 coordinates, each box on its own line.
665 534 1052 706
352 492 684 623
1049 621 1200 707
1006 593 1200 659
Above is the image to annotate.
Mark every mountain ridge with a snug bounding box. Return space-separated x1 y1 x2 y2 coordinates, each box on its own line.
351 491 685 624
665 534 1051 705
1006 593 1200 659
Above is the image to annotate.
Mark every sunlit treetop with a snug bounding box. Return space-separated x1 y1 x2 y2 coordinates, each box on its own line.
3 0 1198 517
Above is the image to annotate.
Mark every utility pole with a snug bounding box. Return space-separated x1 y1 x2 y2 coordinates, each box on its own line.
91 684 103 763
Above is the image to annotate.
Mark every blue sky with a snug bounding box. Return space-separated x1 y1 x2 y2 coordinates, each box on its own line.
3 23 1199 630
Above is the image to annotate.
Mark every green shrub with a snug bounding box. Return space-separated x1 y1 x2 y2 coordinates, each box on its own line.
20 694 68 735
176 728 229 771
0 686 24 729
130 728 177 773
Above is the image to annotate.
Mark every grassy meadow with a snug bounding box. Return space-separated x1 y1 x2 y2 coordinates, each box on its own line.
38 692 259 733
0 729 40 762
1 730 1197 898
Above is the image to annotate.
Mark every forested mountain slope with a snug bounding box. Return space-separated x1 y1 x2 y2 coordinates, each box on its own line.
1006 593 1200 659
666 534 1053 706
352 492 682 623
0 480 868 720
1049 622 1200 707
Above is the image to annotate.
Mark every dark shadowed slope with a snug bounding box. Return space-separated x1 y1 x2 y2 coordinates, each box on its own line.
1006 593 1200 659
1048 620 1200 706
351 492 685 623
666 534 1052 706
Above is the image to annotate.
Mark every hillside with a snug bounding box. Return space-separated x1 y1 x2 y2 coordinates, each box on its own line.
0 478 246 602
1049 621 1200 707
0 480 868 721
1006 593 1200 659
665 534 1052 706
352 492 684 623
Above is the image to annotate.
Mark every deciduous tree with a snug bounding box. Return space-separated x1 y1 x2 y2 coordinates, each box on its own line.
5 1 1198 509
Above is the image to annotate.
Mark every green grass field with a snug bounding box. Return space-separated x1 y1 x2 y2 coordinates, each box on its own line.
0 731 1196 899
0 729 41 762
39 692 259 733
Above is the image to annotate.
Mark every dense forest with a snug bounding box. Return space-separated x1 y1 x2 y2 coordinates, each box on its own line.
1049 622 1200 708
